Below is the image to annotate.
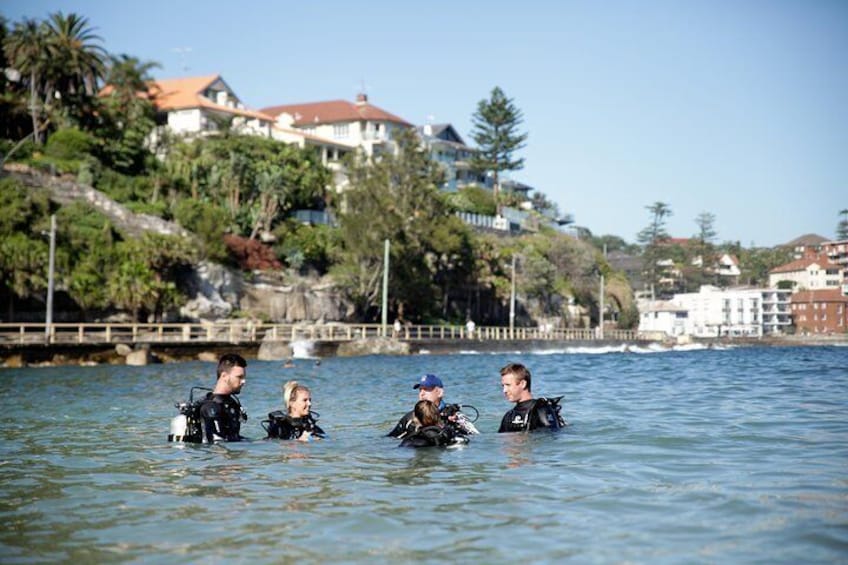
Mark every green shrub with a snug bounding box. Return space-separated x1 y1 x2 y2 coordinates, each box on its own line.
172 198 229 262
127 200 169 217
45 128 94 161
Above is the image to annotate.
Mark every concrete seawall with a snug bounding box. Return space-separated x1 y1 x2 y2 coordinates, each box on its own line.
2 335 844 368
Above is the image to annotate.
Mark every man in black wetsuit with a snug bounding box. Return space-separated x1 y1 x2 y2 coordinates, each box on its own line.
199 353 248 442
498 362 565 433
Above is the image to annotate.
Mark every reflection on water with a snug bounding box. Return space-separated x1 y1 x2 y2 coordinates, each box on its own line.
1 347 847 563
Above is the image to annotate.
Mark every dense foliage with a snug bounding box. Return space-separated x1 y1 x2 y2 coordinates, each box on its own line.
0 10 640 328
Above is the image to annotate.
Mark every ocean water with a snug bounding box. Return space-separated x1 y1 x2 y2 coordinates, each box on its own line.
0 345 846 564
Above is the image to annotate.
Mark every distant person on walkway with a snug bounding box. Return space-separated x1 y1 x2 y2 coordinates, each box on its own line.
198 353 248 442
388 374 479 439
466 319 476 339
264 380 326 441
498 362 566 433
393 319 402 338
399 400 469 448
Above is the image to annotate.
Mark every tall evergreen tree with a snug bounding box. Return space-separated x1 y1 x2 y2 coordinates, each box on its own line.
637 202 673 295
470 86 527 215
694 211 717 281
837 208 848 240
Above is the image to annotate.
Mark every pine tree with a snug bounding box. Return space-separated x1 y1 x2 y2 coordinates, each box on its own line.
470 86 528 215
837 208 848 240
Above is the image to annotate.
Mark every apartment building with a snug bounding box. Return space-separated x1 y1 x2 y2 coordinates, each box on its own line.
790 288 848 334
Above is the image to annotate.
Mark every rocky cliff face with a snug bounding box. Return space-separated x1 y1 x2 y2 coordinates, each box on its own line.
239 276 354 323
178 262 353 323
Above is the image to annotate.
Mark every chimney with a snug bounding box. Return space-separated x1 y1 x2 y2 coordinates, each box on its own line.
355 93 368 105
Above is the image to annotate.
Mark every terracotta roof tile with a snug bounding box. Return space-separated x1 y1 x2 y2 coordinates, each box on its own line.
791 288 848 303
770 255 840 274
149 74 274 122
261 99 411 127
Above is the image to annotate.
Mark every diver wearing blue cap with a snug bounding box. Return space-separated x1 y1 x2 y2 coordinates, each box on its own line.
387 374 479 439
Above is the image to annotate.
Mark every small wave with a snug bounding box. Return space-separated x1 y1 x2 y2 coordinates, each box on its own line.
671 343 709 352
290 339 316 359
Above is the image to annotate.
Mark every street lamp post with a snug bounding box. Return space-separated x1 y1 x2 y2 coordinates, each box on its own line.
381 239 389 337
45 214 56 342
509 254 516 339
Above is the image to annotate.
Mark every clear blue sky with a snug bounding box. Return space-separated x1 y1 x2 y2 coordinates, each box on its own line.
5 0 846 247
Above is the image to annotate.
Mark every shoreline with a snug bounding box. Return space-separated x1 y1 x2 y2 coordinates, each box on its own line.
1 334 845 368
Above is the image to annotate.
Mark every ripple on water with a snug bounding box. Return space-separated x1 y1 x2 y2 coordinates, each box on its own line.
0 346 846 563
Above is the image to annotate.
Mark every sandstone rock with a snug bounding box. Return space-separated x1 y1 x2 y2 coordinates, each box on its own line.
115 343 132 356
180 261 239 321
197 351 219 362
3 354 24 368
126 349 151 366
257 340 293 361
336 337 410 357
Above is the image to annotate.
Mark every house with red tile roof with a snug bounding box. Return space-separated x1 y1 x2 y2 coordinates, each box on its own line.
261 93 412 158
147 75 275 138
790 288 848 334
139 74 356 187
768 255 843 291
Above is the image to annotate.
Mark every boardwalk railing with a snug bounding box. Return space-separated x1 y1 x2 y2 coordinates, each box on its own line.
0 322 650 346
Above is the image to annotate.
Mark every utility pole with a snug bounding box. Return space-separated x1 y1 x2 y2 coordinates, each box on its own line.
599 244 606 340
45 214 56 343
509 254 516 338
381 239 389 337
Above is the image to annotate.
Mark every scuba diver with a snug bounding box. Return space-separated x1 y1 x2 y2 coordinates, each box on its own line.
399 400 469 448
262 380 326 441
498 362 567 433
387 374 480 439
168 353 248 443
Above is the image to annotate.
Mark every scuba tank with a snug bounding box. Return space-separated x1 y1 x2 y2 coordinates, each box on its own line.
168 410 188 442
167 387 210 443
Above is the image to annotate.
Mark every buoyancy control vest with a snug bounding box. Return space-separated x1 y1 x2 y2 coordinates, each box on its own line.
399 424 469 448
168 387 246 443
497 396 567 433
263 411 326 440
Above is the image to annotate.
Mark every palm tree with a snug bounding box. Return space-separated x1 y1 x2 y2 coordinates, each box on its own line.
43 12 106 97
104 54 159 107
3 18 50 144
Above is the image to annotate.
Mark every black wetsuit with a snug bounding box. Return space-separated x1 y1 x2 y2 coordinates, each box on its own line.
198 393 245 442
265 411 326 440
399 425 468 448
498 397 566 433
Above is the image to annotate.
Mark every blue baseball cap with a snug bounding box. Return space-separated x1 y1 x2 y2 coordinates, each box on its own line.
413 374 444 389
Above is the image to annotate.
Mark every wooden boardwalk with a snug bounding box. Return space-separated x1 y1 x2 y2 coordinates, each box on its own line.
0 322 651 346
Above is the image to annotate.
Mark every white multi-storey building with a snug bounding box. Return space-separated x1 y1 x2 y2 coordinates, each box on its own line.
639 285 791 338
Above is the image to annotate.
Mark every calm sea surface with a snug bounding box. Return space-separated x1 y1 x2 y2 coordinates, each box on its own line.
1 345 846 564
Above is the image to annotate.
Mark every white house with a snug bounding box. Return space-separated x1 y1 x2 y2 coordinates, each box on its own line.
261 93 412 159
638 300 689 336
148 75 275 139
768 255 843 291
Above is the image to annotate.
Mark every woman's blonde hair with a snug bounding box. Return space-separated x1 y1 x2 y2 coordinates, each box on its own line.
283 380 310 414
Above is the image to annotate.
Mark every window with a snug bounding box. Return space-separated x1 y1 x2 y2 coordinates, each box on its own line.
333 124 349 138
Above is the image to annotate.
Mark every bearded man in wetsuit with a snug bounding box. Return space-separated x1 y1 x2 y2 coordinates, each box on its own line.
498 362 565 433
199 353 248 442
